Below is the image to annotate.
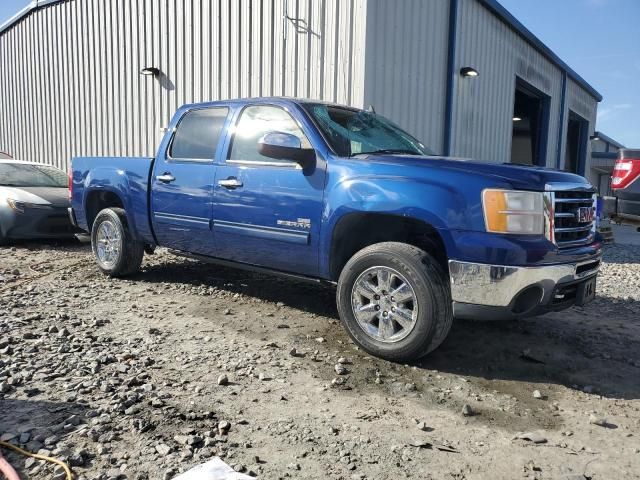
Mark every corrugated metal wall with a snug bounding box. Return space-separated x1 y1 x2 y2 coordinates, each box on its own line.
0 0 368 170
591 139 608 153
362 0 450 154
452 0 565 165
0 0 601 174
566 77 598 184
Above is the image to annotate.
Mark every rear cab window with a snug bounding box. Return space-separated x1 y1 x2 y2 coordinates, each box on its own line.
170 107 229 161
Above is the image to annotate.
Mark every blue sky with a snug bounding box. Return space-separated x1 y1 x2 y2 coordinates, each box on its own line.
0 0 28 27
1 0 638 146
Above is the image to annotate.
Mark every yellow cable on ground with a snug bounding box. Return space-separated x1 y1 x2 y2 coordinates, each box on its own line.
0 440 73 480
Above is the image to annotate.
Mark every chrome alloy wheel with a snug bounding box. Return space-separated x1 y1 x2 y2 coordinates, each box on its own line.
95 219 121 268
351 266 419 343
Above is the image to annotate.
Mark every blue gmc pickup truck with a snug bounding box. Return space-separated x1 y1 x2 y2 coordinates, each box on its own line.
70 97 601 360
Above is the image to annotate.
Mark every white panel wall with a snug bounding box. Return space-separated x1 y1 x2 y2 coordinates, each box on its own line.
452 0 565 166
362 0 450 154
0 0 601 173
566 78 599 185
0 0 368 170
591 139 608 153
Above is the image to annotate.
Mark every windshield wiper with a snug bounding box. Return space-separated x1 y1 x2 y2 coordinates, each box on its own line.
351 149 422 157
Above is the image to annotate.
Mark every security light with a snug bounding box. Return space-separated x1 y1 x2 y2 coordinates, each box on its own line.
460 67 479 78
589 134 600 141
512 117 522 122
140 67 160 77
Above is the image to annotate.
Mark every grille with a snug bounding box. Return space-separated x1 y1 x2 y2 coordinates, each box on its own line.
552 190 596 248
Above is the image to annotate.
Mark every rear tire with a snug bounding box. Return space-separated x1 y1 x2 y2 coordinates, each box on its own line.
91 208 144 277
336 242 453 361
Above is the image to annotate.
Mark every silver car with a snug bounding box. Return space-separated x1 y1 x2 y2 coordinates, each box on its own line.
0 159 79 244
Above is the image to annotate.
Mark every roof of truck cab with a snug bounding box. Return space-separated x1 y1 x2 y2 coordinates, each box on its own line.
180 97 353 109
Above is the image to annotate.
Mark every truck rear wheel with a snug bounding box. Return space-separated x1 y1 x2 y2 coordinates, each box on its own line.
91 208 144 277
336 242 453 361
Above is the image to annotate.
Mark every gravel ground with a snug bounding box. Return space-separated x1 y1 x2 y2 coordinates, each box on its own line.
1 241 639 480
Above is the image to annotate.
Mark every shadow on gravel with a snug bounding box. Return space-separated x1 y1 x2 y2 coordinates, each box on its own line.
136 257 640 400
420 299 640 401
0 398 90 473
0 237 89 251
139 258 338 317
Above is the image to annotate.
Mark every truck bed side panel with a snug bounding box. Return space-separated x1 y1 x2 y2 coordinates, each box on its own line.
71 156 155 244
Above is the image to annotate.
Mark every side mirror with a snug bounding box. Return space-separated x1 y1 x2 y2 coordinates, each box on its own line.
258 132 314 167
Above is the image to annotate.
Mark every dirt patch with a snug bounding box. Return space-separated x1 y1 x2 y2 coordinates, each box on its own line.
1 241 639 479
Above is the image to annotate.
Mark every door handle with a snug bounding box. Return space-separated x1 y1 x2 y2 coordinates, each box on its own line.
156 173 175 183
218 178 243 189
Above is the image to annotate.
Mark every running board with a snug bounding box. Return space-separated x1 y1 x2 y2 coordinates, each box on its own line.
167 249 337 287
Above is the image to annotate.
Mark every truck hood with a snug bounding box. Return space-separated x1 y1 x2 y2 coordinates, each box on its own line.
360 154 593 191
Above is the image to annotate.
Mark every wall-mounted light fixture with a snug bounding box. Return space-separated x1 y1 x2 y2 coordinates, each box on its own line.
512 116 522 122
589 134 600 141
460 67 479 78
140 67 160 77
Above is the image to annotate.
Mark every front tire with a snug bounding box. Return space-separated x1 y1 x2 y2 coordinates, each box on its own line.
336 242 453 361
91 208 144 277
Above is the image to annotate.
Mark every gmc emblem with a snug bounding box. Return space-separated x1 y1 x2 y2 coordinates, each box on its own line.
577 206 595 223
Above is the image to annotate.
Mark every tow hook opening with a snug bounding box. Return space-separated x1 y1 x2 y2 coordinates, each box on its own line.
512 286 543 315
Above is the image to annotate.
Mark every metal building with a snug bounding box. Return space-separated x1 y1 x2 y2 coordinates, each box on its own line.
590 132 625 196
0 0 602 179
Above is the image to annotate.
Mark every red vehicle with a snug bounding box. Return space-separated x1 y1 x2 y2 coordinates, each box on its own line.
611 149 640 227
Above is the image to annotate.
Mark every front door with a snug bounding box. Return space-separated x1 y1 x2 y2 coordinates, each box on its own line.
151 106 230 255
211 104 326 276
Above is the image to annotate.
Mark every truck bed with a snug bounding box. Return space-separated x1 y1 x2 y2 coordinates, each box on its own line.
70 156 156 244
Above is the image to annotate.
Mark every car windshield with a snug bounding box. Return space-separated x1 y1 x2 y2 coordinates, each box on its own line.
0 163 67 188
302 103 434 158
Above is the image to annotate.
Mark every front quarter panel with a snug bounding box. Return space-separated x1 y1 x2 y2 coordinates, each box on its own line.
319 157 502 276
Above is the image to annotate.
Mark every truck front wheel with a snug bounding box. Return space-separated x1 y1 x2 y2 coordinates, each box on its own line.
336 242 453 361
91 208 144 277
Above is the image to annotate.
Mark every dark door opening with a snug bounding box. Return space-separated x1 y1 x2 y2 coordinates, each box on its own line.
510 80 550 166
564 111 589 175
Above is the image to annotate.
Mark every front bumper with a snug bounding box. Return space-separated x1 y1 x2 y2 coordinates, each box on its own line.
68 207 79 228
1 205 81 239
449 257 601 320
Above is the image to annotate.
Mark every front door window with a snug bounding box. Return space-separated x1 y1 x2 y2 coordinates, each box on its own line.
229 105 310 165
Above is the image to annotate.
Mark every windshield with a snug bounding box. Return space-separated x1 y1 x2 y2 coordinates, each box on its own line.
302 103 434 157
0 163 67 188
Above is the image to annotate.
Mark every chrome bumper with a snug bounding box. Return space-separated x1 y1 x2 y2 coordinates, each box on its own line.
449 258 600 308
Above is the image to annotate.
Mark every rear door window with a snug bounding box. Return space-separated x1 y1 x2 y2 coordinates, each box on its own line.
170 107 229 161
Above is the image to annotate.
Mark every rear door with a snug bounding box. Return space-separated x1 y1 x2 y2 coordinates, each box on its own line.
211 103 326 276
151 106 230 255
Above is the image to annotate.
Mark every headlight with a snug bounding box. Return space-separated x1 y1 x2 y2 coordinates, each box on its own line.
482 189 544 234
6 198 26 213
